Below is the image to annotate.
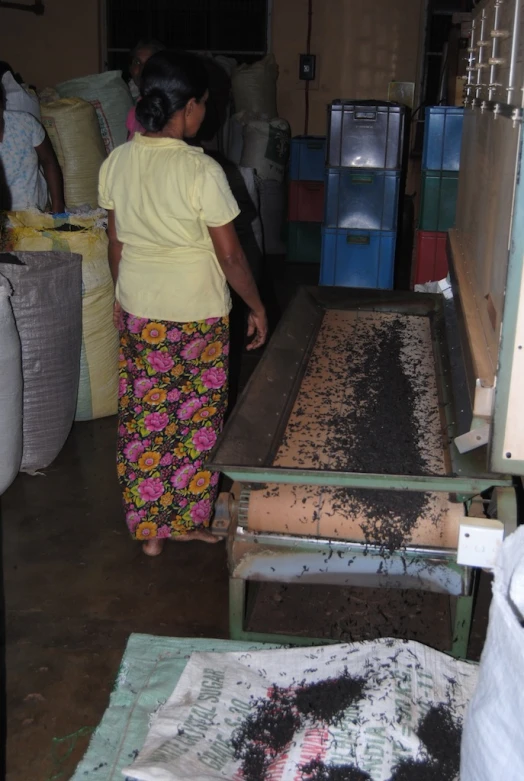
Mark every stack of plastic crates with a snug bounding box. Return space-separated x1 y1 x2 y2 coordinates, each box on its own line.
320 100 406 289
287 136 326 264
414 106 464 285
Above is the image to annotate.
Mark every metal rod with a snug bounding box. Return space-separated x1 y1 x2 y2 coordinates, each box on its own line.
489 0 502 101
220 467 510 493
476 10 487 100
466 19 477 104
234 526 457 560
507 0 522 105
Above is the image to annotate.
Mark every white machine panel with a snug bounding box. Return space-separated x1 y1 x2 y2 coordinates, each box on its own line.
453 0 524 474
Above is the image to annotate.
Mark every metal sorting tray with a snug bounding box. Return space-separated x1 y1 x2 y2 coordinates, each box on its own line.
208 287 511 492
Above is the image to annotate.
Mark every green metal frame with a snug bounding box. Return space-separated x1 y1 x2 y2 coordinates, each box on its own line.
227 487 518 659
229 574 477 658
208 287 511 493
209 285 519 659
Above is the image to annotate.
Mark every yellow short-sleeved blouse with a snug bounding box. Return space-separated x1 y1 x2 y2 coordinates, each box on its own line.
98 134 240 323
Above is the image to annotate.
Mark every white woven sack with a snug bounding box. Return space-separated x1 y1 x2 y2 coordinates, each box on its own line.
2 71 41 119
232 54 278 117
0 251 82 472
56 70 133 152
239 166 263 255
240 117 290 182
461 525 524 781
0 273 22 494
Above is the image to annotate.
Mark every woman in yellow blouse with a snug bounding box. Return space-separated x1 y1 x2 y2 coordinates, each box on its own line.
98 51 267 556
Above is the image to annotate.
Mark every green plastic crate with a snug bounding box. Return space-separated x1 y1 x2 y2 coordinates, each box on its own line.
286 221 322 264
419 171 459 232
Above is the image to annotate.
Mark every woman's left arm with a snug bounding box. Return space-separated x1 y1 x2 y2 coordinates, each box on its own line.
35 133 65 213
107 209 124 328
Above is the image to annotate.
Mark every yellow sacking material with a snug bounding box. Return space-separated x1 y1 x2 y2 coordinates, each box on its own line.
40 98 106 209
9 212 118 421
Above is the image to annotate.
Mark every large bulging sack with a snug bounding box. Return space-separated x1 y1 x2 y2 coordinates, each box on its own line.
232 54 278 118
0 274 23 494
240 115 290 182
0 251 82 472
2 71 41 119
8 212 118 421
56 71 133 152
461 525 524 781
41 98 106 210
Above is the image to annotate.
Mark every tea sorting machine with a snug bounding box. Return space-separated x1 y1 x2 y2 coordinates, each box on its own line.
207 0 524 659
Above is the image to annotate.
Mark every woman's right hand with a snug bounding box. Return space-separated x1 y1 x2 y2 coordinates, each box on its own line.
246 308 268 351
113 300 122 330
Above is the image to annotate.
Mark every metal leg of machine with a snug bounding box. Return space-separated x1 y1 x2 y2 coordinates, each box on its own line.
450 571 478 659
227 524 477 656
230 573 478 657
229 577 335 647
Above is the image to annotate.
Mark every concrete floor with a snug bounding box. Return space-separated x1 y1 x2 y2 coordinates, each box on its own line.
1 260 492 780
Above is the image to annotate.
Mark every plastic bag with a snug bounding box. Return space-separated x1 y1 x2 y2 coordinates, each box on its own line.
461 526 524 781
240 115 290 182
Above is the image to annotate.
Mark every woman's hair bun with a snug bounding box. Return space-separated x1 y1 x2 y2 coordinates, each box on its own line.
136 89 170 133
137 51 209 133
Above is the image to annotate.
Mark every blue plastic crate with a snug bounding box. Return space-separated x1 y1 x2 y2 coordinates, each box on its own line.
320 228 396 289
324 168 400 231
289 136 326 181
422 106 464 171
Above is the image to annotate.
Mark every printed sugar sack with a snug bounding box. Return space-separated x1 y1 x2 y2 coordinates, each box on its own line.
461 525 524 781
124 638 478 781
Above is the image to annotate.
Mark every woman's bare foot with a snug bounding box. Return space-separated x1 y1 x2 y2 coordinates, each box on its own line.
173 528 220 544
142 539 165 556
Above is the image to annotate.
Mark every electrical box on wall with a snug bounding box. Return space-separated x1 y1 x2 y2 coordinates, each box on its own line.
299 54 316 81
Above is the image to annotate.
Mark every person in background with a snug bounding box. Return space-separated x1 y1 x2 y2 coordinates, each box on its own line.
0 83 64 213
126 39 166 139
99 51 268 557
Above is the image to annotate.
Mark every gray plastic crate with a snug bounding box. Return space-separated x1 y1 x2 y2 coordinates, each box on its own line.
327 100 406 170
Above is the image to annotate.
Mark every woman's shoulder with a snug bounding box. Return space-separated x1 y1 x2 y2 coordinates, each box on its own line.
99 141 131 182
105 140 133 165
186 147 226 180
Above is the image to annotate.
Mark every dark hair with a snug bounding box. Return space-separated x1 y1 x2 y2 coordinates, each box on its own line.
136 51 209 133
129 39 166 60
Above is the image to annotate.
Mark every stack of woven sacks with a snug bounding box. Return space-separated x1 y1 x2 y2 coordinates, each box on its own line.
224 55 290 255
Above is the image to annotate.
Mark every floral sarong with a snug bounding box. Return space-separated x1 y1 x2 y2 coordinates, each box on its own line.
117 312 229 540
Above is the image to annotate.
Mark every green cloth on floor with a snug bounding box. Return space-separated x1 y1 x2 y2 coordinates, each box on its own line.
72 634 281 780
